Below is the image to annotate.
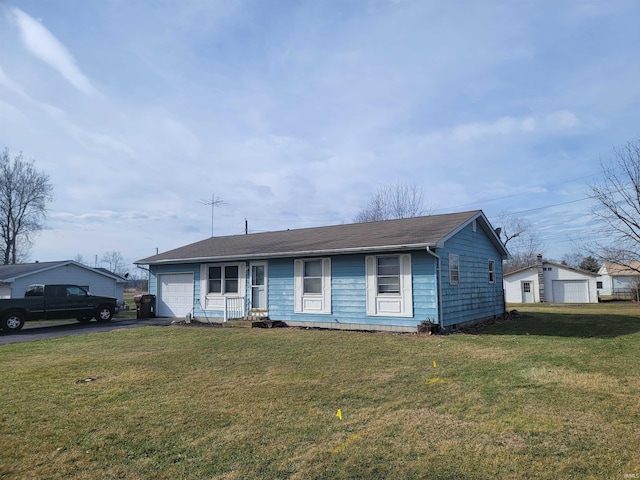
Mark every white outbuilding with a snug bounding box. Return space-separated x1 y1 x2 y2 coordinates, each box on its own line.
504 254 599 304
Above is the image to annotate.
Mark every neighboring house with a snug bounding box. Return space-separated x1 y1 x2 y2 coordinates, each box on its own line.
597 262 640 299
135 210 509 332
504 254 599 303
0 261 126 304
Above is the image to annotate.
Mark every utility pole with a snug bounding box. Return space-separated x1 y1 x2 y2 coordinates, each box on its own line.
199 193 225 237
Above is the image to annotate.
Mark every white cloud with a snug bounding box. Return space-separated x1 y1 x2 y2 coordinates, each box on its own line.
545 110 579 129
11 7 96 95
447 111 579 143
65 125 136 158
0 1 638 264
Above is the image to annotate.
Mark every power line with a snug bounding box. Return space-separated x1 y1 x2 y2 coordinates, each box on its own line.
434 172 601 213
510 196 592 215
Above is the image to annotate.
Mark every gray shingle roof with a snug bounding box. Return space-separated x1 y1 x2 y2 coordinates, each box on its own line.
0 261 127 282
137 210 506 265
0 261 67 281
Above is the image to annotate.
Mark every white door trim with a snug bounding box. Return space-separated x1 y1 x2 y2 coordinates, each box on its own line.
250 261 268 313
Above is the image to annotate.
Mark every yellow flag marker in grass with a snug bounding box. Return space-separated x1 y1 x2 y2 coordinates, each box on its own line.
426 377 446 384
336 409 342 420
433 360 437 368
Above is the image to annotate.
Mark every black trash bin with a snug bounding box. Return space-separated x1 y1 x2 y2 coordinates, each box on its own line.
135 294 156 319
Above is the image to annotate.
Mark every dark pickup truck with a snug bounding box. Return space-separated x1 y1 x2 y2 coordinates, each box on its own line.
0 284 118 333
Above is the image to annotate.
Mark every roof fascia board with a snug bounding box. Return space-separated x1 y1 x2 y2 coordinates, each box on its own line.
138 243 435 266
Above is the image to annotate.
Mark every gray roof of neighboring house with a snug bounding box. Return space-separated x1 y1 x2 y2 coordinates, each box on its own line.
0 261 65 281
0 261 127 283
137 210 509 265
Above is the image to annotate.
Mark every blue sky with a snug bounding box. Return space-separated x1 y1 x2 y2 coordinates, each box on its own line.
1 0 639 272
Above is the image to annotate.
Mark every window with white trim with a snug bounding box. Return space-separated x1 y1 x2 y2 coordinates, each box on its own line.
294 258 331 314
366 254 413 317
208 265 239 294
449 254 460 285
488 259 495 284
200 262 246 311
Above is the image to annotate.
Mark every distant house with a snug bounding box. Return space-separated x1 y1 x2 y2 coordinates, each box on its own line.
135 210 510 332
597 262 640 300
504 254 598 303
0 261 127 304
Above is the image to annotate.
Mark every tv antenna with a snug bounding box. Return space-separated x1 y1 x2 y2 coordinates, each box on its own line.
199 192 225 237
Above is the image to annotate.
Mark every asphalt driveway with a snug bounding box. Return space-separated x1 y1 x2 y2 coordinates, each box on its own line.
0 317 175 345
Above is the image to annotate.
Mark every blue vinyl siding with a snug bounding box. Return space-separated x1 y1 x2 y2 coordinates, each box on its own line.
267 258 295 317
437 223 505 327
268 252 437 328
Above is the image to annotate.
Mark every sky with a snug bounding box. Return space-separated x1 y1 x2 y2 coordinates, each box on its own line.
1 0 639 274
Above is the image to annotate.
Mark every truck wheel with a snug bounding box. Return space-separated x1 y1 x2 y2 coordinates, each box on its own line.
1 312 25 333
95 306 113 323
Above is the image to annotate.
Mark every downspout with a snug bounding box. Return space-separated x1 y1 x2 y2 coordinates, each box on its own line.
426 246 443 331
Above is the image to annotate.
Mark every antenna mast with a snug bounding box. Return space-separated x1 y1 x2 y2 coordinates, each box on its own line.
199 193 225 237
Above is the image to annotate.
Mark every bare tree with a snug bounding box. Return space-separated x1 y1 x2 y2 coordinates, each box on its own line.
493 211 529 247
101 251 126 276
354 182 434 223
587 138 640 273
493 211 545 272
0 149 53 264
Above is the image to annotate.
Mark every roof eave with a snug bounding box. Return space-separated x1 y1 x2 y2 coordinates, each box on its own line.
434 211 510 258
136 243 435 266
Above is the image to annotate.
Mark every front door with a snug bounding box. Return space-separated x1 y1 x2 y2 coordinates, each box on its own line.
522 281 533 303
250 262 267 311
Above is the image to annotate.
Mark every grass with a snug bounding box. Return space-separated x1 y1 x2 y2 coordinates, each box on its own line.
0 303 638 479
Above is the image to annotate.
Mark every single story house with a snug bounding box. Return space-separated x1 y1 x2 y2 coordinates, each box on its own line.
597 261 640 299
136 210 509 332
0 260 127 304
504 254 599 303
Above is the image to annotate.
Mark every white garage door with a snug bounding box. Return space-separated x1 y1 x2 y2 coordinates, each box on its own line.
158 273 194 317
552 280 588 303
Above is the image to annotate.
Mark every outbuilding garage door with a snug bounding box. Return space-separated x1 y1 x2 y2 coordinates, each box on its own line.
157 273 194 317
552 280 589 303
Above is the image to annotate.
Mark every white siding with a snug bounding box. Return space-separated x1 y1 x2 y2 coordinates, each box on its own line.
543 265 597 303
504 269 539 303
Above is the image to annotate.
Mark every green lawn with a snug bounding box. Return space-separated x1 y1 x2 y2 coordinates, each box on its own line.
1 303 638 479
